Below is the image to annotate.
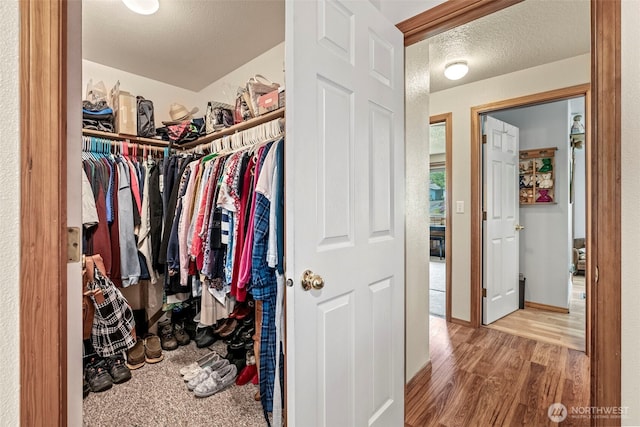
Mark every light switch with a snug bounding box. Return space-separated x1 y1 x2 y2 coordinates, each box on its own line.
456 201 464 213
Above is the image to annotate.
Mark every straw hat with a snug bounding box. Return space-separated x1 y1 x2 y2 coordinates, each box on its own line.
162 103 199 125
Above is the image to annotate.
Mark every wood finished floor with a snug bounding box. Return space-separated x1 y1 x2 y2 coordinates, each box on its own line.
405 317 590 427
486 275 586 351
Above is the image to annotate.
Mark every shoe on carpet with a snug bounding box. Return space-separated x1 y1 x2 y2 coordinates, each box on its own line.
236 364 257 386
218 319 238 338
159 320 178 351
195 326 217 348
194 364 238 398
184 357 229 384
144 334 164 363
173 322 191 346
213 318 231 335
83 377 90 399
84 358 113 393
180 351 221 376
126 339 145 370
106 354 132 384
252 373 259 385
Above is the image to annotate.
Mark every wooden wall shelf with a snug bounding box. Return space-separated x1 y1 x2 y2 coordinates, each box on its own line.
82 107 286 151
179 107 285 150
519 147 557 205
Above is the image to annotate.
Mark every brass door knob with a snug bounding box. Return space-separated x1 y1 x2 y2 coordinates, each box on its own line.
301 270 324 291
515 224 525 231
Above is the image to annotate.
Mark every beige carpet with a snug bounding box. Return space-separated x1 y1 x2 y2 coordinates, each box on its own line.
83 340 265 427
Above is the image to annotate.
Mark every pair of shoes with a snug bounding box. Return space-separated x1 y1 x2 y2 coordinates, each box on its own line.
194 364 238 398
228 326 255 351
105 354 132 384
180 351 221 377
183 354 225 382
225 323 254 346
196 326 217 348
84 358 113 393
187 359 230 390
127 335 164 369
159 319 178 351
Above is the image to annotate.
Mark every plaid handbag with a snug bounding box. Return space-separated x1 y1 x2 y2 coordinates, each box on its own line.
87 267 136 357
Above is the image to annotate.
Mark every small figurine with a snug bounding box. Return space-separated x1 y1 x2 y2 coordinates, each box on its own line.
537 173 553 189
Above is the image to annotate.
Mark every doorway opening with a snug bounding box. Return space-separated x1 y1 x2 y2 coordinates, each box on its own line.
480 94 588 352
428 114 452 321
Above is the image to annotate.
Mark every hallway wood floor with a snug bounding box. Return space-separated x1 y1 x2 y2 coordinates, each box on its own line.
486 275 586 351
405 317 590 427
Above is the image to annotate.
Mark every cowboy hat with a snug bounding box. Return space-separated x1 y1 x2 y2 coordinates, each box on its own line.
162 103 199 125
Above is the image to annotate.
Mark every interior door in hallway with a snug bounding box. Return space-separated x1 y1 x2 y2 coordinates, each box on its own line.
483 116 520 324
285 0 405 425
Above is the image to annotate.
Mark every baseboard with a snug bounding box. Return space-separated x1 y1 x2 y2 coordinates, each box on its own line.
524 300 569 313
450 317 473 327
406 360 432 388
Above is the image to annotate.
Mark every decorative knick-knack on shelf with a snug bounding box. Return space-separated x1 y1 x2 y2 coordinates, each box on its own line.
536 189 553 203
571 114 585 135
538 158 553 173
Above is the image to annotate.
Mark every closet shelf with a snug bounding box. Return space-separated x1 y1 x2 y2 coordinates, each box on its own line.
82 129 171 148
83 107 285 151
179 107 286 150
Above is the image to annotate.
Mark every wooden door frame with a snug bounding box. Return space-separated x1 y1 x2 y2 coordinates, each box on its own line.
469 84 592 347
19 0 620 424
429 113 453 324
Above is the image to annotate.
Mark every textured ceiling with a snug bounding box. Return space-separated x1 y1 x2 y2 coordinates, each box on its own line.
428 0 590 93
83 0 590 93
82 0 285 92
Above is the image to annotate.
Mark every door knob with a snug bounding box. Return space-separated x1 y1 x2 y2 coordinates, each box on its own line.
301 270 324 291
515 224 525 231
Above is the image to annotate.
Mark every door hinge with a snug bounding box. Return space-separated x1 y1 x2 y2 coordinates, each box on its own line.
67 227 81 263
482 288 487 298
482 135 487 144
595 265 599 284
482 211 487 221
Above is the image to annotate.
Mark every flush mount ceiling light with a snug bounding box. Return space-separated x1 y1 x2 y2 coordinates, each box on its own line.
122 0 159 15
444 61 469 81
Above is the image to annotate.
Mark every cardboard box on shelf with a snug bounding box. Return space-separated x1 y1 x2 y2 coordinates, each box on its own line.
110 81 137 135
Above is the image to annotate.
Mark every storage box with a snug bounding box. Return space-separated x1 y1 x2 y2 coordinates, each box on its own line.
278 87 285 109
110 81 137 135
258 89 280 115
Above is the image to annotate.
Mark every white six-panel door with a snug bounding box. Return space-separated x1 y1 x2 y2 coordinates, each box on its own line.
483 116 520 325
285 0 405 425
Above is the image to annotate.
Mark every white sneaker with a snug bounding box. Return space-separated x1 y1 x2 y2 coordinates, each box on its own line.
194 364 238 398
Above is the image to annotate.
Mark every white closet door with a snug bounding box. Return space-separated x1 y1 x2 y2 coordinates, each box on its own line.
285 1 405 426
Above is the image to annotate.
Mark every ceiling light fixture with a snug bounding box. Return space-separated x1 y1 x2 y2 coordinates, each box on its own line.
122 0 159 15
444 61 469 81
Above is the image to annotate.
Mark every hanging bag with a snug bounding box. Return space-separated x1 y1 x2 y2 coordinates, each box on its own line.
137 96 156 137
246 75 280 117
87 265 136 356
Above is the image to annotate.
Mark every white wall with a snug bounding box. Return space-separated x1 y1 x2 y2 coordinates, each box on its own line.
0 0 20 424
621 0 640 423
405 41 431 381
82 59 200 124
491 101 571 309
195 42 285 107
429 53 590 321
82 42 285 125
